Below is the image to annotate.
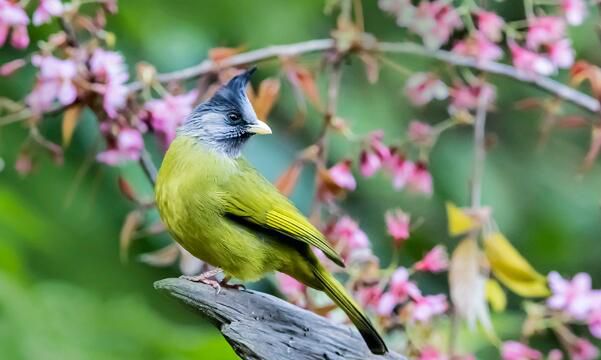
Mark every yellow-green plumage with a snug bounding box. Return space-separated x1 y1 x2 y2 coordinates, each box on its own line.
156 136 387 354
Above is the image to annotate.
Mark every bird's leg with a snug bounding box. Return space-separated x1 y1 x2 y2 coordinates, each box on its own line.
220 275 246 291
180 268 224 293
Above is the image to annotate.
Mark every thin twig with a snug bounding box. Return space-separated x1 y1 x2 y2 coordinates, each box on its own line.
127 39 336 92
375 41 600 113
3 39 600 128
139 149 158 186
470 92 489 208
132 39 600 114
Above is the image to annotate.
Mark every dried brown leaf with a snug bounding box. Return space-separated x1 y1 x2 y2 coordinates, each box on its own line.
208 46 245 63
118 176 138 202
358 53 379 84
285 61 322 109
275 161 303 197
556 115 590 129
62 104 83 147
571 61 601 101
138 243 179 267
119 210 142 263
581 125 601 172
249 78 281 120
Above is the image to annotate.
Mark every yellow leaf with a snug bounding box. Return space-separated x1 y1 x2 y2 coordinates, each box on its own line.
484 232 549 297
485 279 507 312
62 104 83 147
446 202 477 236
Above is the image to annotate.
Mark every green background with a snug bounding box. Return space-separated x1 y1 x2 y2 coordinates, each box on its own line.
1 1 600 359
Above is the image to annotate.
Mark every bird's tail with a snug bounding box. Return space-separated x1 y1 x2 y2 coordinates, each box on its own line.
311 264 388 355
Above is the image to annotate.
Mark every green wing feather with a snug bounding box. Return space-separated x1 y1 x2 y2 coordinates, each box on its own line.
222 158 345 268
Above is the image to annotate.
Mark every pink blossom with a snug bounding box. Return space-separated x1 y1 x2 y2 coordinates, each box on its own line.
547 39 574 69
360 131 391 177
328 160 356 191
449 81 496 113
356 285 383 310
547 272 595 320
377 291 399 316
0 58 25 76
144 90 198 146
476 10 504 42
0 0 29 49
410 0 462 49
408 162 433 196
509 42 555 76
501 341 542 360
404 72 448 106
385 209 410 246
390 267 421 301
569 338 599 360
410 294 448 322
408 120 434 147
452 32 503 63
90 48 129 118
378 0 415 27
561 0 587 26
589 306 601 339
276 273 306 305
547 349 564 360
324 216 370 263
33 0 63 26
27 55 78 113
526 17 565 50
97 128 144 165
415 245 448 273
360 151 382 178
386 151 416 190
419 347 448 360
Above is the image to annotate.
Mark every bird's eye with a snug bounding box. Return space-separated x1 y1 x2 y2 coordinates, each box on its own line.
228 112 241 122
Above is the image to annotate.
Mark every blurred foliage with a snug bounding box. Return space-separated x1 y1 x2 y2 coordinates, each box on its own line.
1 0 601 359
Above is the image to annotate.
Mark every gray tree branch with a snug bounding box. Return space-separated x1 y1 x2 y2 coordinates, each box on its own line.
154 278 406 360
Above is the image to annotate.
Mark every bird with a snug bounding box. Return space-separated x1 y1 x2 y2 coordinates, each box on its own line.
155 67 388 355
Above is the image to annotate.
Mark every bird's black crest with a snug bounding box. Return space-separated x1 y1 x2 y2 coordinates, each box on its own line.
225 66 257 93
206 67 256 111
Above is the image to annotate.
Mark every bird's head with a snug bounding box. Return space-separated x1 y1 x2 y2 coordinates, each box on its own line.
178 67 271 157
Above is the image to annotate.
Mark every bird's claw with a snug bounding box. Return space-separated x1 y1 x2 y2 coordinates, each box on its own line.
180 275 223 294
220 282 246 291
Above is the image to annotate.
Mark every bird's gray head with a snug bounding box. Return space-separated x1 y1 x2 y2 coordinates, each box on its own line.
178 67 272 157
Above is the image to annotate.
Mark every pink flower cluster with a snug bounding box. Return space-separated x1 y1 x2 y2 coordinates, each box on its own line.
360 131 391 177
404 72 448 107
33 0 63 26
449 80 496 114
379 0 462 49
323 216 371 264
144 90 198 147
360 265 449 322
386 150 433 196
0 0 29 49
547 272 601 339
90 48 130 118
27 55 78 113
96 126 144 165
510 16 576 76
385 208 410 247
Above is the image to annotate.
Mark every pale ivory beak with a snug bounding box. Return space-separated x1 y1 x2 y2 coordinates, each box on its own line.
247 120 272 135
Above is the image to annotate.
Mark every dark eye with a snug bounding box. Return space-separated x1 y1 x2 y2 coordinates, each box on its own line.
228 112 241 122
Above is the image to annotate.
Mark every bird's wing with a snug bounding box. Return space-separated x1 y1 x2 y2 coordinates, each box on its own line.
222 158 345 268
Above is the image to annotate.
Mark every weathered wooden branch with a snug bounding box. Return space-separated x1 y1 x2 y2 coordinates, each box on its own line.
154 278 406 360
